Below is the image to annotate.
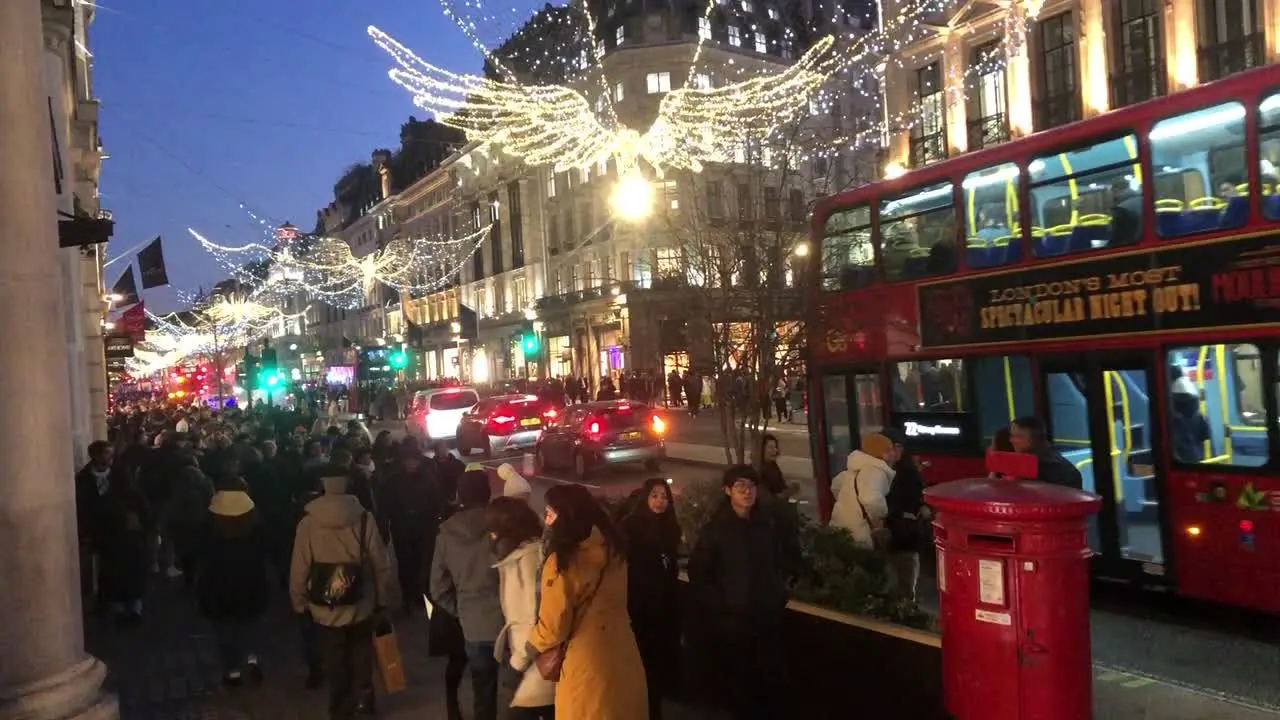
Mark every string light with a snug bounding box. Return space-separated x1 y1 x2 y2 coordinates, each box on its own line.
189 223 494 310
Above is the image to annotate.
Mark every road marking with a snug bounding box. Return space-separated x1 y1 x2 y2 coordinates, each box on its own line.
1121 677 1156 689
472 458 600 489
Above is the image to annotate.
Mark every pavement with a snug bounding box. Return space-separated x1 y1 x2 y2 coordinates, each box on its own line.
87 579 707 720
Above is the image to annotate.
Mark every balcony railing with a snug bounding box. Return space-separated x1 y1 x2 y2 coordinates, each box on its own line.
967 113 1009 151
1035 89 1082 131
1110 65 1166 109
1198 32 1265 83
908 131 946 168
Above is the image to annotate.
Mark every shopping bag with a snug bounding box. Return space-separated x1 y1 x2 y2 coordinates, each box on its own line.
372 617 407 694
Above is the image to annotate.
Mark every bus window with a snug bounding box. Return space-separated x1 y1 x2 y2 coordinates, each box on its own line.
1027 134 1142 255
879 181 957 281
962 163 1023 269
893 359 966 412
1166 344 1268 467
1258 92 1280 220
1150 102 1248 237
972 355 1035 445
821 205 874 291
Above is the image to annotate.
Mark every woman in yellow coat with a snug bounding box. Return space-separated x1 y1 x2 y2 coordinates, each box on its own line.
528 484 649 720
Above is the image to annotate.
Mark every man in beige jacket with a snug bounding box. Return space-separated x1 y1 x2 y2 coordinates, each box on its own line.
290 465 392 719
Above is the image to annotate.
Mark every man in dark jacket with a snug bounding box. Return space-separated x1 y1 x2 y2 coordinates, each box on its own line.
430 470 503 720
76 441 115 609
1011 416 1084 489
377 444 443 610
196 476 270 685
689 465 797 720
882 429 929 602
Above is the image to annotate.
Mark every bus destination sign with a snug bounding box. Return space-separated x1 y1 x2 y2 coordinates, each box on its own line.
918 233 1280 348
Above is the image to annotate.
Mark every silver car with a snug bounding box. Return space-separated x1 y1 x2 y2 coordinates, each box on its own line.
456 394 554 457
535 401 667 479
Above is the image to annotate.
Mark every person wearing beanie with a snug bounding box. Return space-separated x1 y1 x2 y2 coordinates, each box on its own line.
431 469 504 720
830 432 899 550
497 463 532 501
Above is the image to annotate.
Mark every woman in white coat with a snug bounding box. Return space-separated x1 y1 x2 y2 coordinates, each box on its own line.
487 497 557 718
830 432 900 549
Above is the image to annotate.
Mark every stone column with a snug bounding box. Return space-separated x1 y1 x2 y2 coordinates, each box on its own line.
0 1 117 718
942 31 968 157
1163 0 1199 91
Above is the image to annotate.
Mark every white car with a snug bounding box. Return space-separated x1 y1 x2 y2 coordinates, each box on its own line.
406 387 479 443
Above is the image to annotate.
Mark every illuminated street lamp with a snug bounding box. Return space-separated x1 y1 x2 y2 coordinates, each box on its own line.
610 172 653 222
793 242 810 258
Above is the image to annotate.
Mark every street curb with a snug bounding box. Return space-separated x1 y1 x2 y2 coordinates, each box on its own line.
666 441 814 477
1092 662 1280 715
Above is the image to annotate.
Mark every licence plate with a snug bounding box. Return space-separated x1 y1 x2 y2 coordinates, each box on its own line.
622 431 642 440
520 418 541 427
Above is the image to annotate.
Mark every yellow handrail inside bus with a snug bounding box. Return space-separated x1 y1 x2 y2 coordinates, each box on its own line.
1005 177 1018 234
1104 371 1131 504
1059 153 1079 224
1003 356 1016 422
1216 344 1233 461
1123 134 1142 186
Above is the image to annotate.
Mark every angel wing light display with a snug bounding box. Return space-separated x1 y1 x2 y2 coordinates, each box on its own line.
368 27 838 177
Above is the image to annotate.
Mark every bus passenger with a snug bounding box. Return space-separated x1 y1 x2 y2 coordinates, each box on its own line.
1009 417 1084 489
1169 365 1210 464
1110 178 1142 246
1260 140 1280 185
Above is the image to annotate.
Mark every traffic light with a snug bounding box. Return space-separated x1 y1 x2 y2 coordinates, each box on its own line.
243 354 258 390
521 331 540 355
389 345 408 370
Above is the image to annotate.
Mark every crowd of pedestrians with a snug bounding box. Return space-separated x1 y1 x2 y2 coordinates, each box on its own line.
76 403 804 719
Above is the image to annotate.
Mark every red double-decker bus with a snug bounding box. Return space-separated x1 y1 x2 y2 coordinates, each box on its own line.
808 64 1280 614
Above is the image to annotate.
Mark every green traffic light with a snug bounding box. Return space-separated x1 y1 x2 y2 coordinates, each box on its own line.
522 334 539 353
389 351 407 369
266 375 279 387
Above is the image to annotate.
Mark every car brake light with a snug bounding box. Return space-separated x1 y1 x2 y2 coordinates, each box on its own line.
652 415 666 435
617 403 631 411
544 407 558 419
492 414 516 424
587 420 601 435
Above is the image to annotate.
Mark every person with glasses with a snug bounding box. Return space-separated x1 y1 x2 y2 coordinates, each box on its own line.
689 465 799 720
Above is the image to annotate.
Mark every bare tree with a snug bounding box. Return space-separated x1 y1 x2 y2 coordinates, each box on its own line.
652 102 878 466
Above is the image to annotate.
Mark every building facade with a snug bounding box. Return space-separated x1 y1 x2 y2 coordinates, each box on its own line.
47 0 108 466
881 0 1280 174
526 0 880 394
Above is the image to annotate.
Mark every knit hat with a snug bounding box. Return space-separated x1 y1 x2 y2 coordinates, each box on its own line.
497 463 532 499
860 431 894 460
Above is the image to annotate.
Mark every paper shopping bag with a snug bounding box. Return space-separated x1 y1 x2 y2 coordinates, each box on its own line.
372 617 407 694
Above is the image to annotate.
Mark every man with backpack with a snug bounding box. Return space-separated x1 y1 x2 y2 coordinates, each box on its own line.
290 464 392 719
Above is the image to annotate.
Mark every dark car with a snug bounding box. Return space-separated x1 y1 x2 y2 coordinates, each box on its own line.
535 401 667 479
456 394 555 458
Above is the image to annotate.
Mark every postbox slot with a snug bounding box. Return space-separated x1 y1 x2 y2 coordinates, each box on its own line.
967 533 1016 551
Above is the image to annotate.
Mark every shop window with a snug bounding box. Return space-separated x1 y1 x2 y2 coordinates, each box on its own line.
1149 102 1248 237
1258 92 1280 220
879 182 957 281
1027 134 1142 255
892 359 967 412
972 355 1035 445
1166 344 1269 467
962 163 1023 269
820 204 873 291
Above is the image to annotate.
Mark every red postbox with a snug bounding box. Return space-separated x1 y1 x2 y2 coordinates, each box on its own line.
925 456 1101 720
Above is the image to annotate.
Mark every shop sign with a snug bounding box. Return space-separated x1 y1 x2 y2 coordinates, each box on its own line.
918 233 1280 348
104 334 134 359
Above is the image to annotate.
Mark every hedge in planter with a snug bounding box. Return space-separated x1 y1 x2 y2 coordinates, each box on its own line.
674 475 933 631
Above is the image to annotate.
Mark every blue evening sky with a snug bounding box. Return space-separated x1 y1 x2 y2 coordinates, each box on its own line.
95 0 544 311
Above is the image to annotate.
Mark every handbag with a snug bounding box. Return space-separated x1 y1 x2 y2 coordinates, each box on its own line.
370 550 406 694
305 513 368 608
533 563 607 682
853 471 892 552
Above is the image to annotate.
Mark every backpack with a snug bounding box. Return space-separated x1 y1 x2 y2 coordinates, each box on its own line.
305 513 368 607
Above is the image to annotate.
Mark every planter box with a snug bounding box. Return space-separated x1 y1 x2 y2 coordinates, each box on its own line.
678 581 946 718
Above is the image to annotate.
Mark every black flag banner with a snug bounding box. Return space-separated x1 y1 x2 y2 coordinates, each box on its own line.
137 236 169 289
110 265 139 307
